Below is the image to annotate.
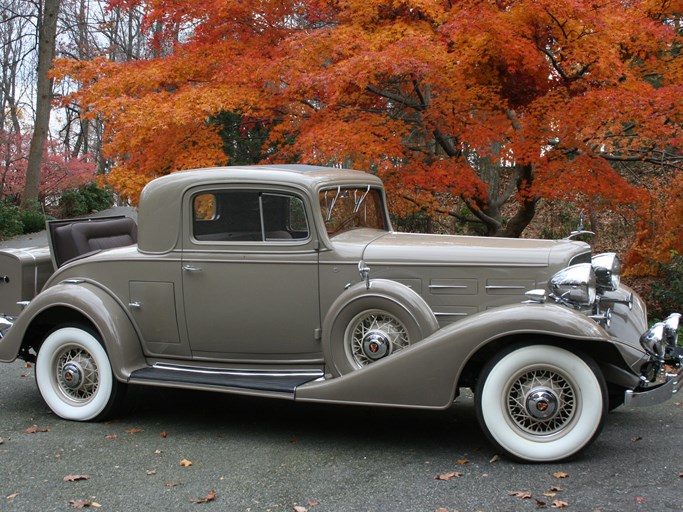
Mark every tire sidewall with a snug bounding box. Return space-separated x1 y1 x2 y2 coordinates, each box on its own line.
36 326 114 421
476 344 607 462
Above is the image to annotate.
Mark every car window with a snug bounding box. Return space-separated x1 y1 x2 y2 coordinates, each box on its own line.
319 187 386 237
192 190 309 242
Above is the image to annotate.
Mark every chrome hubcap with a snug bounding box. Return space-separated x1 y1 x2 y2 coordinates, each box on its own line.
526 389 559 419
362 331 391 360
507 369 576 435
61 363 83 389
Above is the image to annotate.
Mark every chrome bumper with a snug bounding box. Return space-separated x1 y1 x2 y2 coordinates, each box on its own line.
624 364 683 407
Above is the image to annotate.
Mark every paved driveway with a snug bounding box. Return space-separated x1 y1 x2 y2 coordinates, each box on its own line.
1 359 681 512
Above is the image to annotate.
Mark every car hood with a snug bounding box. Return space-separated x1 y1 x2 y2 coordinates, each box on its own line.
361 232 590 268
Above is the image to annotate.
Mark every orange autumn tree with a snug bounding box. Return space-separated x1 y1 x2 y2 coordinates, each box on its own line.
57 0 682 243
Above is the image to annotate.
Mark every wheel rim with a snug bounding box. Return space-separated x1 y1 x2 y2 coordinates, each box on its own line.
345 309 409 368
54 345 100 404
505 367 577 438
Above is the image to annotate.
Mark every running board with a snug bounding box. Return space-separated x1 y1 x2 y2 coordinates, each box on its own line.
129 364 324 394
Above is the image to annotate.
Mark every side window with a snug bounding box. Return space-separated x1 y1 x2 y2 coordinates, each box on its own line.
192 190 309 242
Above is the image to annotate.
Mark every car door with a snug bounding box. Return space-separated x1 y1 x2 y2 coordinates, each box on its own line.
180 186 322 362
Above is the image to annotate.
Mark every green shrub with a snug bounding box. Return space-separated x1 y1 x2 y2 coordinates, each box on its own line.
59 183 114 217
19 206 47 234
0 200 23 239
651 251 683 322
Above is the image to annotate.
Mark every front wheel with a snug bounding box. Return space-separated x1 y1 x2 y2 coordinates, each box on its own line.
35 326 125 421
475 344 607 463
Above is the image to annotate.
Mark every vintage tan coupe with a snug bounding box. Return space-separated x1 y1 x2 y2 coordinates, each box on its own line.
0 165 680 462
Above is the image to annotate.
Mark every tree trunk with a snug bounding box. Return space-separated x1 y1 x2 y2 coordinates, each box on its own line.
22 0 61 209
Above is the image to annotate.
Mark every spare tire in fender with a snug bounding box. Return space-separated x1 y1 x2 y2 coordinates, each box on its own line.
322 279 439 376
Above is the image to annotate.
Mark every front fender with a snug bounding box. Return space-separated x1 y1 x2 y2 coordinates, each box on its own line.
0 281 144 381
297 302 614 409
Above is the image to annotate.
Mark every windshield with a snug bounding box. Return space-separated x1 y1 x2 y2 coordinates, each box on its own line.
320 187 387 237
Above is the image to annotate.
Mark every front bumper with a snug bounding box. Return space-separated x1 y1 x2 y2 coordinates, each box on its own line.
624 364 683 407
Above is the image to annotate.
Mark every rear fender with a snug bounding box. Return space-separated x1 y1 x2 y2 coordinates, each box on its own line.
297 302 615 408
0 281 144 380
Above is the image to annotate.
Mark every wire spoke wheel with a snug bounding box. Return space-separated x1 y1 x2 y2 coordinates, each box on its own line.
55 346 100 403
36 326 124 422
506 368 576 437
476 344 607 462
345 309 410 368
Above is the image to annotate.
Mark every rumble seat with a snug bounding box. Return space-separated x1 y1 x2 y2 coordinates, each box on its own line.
50 217 138 268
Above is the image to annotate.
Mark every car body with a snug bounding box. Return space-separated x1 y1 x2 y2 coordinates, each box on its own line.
0 164 680 462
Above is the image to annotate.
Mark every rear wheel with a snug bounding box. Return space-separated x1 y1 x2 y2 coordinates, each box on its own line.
475 344 607 462
35 326 125 421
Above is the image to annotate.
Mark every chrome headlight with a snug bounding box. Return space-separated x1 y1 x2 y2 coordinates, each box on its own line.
640 322 666 359
592 252 621 292
549 263 597 307
640 313 681 360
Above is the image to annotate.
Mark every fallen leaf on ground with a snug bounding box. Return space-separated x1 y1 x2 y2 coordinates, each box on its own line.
543 492 557 497
191 490 216 504
125 427 143 434
6 493 18 500
489 455 501 463
635 497 646 503
455 459 470 465
154 449 162 455
25 363 32 368
293 506 307 512
552 472 569 479
434 471 464 481
534 498 546 508
436 508 449 512
180 459 193 467
160 431 168 438
0 436 4 445
164 482 180 488
25 425 49 433
63 475 92 482
146 469 157 476
104 434 117 440
69 500 101 508
631 435 642 442
307 500 320 507
551 500 569 508
550 486 563 492
509 491 532 499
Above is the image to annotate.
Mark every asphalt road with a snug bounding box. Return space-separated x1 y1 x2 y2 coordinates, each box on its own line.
0 359 682 512
0 214 682 512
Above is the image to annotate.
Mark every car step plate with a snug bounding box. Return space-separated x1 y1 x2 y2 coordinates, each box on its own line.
129 363 324 394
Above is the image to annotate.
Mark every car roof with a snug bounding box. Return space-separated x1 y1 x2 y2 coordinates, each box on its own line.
137 165 383 254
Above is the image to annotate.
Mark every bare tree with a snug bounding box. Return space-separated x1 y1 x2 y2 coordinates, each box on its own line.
22 0 61 208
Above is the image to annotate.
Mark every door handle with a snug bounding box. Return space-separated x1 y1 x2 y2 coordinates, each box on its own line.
182 265 203 272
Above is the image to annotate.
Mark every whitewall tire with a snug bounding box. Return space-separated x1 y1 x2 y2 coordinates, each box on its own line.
36 326 123 421
475 344 607 462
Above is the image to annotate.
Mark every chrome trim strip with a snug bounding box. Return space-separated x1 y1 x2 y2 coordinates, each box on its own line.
428 285 468 290
434 312 468 317
485 285 527 290
152 363 324 379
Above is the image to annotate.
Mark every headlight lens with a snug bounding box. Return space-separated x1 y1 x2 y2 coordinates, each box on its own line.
549 263 597 307
592 252 621 292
